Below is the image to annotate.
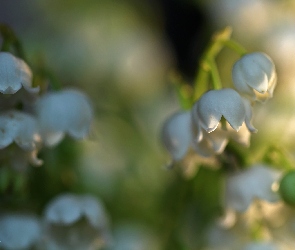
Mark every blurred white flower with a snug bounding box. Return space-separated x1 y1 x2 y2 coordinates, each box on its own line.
243 241 278 250
35 89 93 146
0 52 39 94
232 52 277 102
43 193 110 250
193 88 256 133
0 213 41 250
161 111 192 161
225 165 282 212
0 110 41 151
112 223 161 250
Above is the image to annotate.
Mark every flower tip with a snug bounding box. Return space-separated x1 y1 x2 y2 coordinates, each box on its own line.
206 125 218 133
229 124 242 132
250 128 258 133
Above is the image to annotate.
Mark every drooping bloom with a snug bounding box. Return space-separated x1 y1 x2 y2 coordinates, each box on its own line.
0 213 41 250
161 106 251 160
0 110 41 151
192 99 250 157
161 111 192 161
225 164 282 212
192 122 251 158
0 110 42 169
0 52 39 94
35 89 93 146
112 223 161 250
232 52 277 102
43 193 111 249
193 88 257 134
243 242 279 250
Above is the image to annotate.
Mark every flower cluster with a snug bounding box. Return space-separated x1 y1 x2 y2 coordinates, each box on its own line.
0 52 93 171
0 193 110 250
162 52 276 161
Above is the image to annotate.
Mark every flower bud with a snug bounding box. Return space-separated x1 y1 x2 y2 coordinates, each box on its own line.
232 52 277 102
279 170 295 206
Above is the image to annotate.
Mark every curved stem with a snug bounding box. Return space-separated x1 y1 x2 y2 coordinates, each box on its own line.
222 39 247 56
0 24 26 61
207 58 222 90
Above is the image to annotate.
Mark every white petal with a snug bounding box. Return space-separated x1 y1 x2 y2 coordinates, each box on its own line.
205 126 229 153
79 195 108 229
227 123 251 147
192 138 215 157
161 111 192 161
191 102 204 142
225 165 282 212
243 242 278 250
36 88 93 146
197 89 246 132
242 98 257 133
232 52 277 102
45 193 82 225
192 124 229 157
0 110 40 150
0 213 41 249
0 52 37 94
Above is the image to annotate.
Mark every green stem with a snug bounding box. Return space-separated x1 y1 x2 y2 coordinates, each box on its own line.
193 65 209 101
194 27 232 97
207 58 222 90
0 24 26 61
222 39 247 56
193 27 248 98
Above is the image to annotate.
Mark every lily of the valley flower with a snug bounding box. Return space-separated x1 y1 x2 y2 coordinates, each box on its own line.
35 88 93 147
162 107 251 160
192 88 257 134
232 52 277 102
0 213 41 250
44 193 110 249
192 122 251 158
243 242 279 250
0 110 41 151
0 52 39 94
161 111 192 161
225 164 282 212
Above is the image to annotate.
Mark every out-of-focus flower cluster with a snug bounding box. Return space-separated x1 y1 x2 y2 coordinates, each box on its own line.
162 52 276 161
0 51 93 171
0 193 111 250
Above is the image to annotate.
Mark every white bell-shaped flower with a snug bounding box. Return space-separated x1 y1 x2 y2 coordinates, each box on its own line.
194 88 247 133
192 88 257 134
192 102 250 158
161 111 192 161
191 115 229 157
225 165 282 212
43 193 110 250
35 88 93 146
243 242 279 250
192 122 251 158
112 223 161 250
232 52 277 102
0 52 39 94
0 110 41 151
0 213 41 250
